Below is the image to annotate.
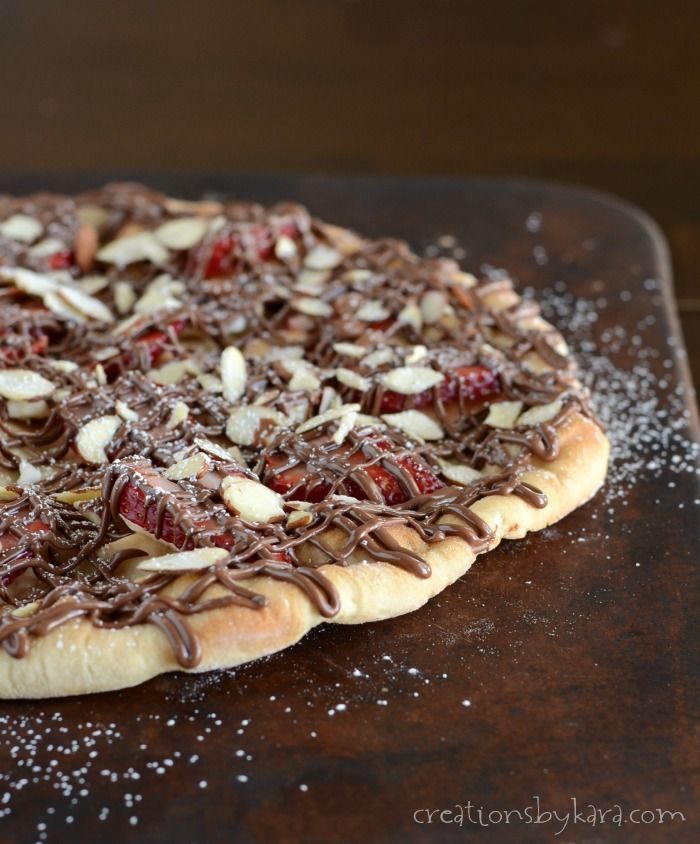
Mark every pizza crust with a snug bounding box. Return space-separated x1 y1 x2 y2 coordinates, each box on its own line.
0 413 608 698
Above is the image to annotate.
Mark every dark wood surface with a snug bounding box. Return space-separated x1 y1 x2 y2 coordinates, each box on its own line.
1 1 699 388
0 176 697 843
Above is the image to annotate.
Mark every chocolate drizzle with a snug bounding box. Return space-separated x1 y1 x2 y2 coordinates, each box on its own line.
0 183 601 667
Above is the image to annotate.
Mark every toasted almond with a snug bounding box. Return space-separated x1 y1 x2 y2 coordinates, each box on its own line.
165 401 189 430
96 231 169 267
361 348 395 369
437 460 482 486
7 399 50 419
115 399 139 422
304 244 342 270
451 271 477 288
356 301 390 322
420 290 447 324
286 509 314 529
274 235 298 260
226 406 288 447
342 268 374 284
136 546 228 573
332 409 357 445
74 223 98 272
53 487 102 505
380 366 444 395
75 415 121 464
58 285 114 323
48 359 79 374
288 365 321 392
114 280 137 315
0 486 19 502
296 403 361 435
0 369 55 401
220 346 247 402
17 459 42 487
155 217 208 250
336 367 370 391
197 373 223 393
295 268 330 291
381 410 444 440
517 399 563 426
164 197 224 217
148 359 200 386
194 437 241 464
43 289 85 322
164 452 211 481
484 400 524 429
405 345 428 364
28 237 66 258
264 344 305 363
77 204 110 229
332 342 366 358
397 302 423 332
0 214 43 243
0 266 57 297
220 476 285 524
292 297 333 317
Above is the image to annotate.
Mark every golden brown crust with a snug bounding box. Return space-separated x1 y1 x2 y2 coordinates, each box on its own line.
0 413 609 698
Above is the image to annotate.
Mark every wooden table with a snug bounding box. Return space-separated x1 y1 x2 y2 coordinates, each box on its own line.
0 176 697 843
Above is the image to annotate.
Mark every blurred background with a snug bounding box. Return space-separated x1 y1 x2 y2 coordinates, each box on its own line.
0 0 698 381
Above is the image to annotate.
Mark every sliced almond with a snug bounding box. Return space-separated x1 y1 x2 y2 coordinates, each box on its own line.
43 289 85 322
7 399 50 419
11 601 40 618
17 459 42 487
319 386 340 414
94 364 107 386
220 476 285 524
332 409 357 445
438 460 481 486
220 346 247 402
274 235 298 260
74 222 98 272
361 348 395 369
0 214 43 243
164 451 211 481
148 359 200 386
136 546 228 573
226 406 288 447
356 301 390 322
115 399 139 422
292 297 333 317
133 273 184 315
114 280 137 315
336 368 370 391
164 197 224 217
0 486 19 502
0 369 55 401
296 403 361 435
397 302 423 332
0 266 57 297
381 410 443 441
155 217 207 250
342 268 373 284
304 244 341 270
194 437 242 464
405 345 428 364
517 399 563 427
286 509 314 529
420 290 447 324
165 401 189 430
197 373 223 393
28 237 66 258
332 342 366 358
96 231 169 267
484 400 524 429
380 366 444 395
451 271 477 288
288 364 321 392
58 285 114 323
53 487 102 505
295 268 330 291
48 359 79 374
75 415 121 464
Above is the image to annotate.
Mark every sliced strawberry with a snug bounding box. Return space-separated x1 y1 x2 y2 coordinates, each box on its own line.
0 327 49 363
103 317 187 379
0 512 48 585
264 434 443 506
205 233 238 278
378 364 501 414
49 249 74 271
204 221 301 277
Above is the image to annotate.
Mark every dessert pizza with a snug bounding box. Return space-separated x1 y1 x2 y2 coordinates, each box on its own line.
0 183 609 698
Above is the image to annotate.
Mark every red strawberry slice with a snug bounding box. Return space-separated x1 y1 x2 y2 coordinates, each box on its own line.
0 511 49 585
204 222 301 278
378 364 501 414
265 435 443 506
103 317 187 379
49 249 74 271
0 327 50 363
205 233 238 278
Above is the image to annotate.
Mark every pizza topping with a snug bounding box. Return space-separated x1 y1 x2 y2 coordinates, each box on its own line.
0 183 596 667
